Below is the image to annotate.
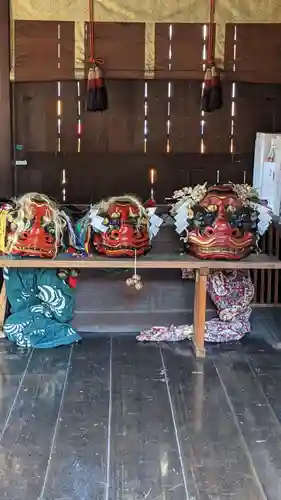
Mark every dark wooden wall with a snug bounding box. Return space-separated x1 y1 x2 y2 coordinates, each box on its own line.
0 0 12 197
11 20 281 203
13 79 281 203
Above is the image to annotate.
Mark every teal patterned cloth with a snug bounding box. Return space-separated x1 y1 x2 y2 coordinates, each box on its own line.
3 267 81 348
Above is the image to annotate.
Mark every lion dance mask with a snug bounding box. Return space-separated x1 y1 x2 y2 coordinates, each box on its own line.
0 193 74 258
77 195 153 257
171 183 264 260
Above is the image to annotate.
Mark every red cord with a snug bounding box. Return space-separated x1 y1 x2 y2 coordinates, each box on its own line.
88 0 104 65
88 0 95 62
207 0 215 64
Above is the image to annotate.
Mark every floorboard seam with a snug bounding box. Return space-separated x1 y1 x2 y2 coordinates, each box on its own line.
160 347 192 500
214 360 268 500
105 337 113 500
0 347 34 442
247 355 281 428
38 345 74 500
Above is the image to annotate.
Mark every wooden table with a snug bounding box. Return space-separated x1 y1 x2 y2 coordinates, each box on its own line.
0 252 280 358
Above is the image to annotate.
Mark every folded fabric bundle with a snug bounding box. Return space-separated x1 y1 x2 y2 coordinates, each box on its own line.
3 267 81 348
137 270 254 343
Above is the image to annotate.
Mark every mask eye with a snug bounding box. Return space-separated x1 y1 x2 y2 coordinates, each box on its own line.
25 219 33 230
109 218 120 226
128 207 139 218
207 205 217 212
226 205 235 212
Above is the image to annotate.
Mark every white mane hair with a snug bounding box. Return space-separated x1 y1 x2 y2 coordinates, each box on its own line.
6 192 66 255
95 194 146 215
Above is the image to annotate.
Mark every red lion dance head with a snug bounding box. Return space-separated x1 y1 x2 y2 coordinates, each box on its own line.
0 193 72 258
81 195 152 257
171 183 268 260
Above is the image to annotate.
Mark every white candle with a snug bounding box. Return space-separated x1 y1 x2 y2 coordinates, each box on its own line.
243 170 246 183
150 168 156 185
216 170 220 182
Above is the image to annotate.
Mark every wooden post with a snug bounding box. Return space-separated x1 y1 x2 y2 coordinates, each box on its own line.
193 267 209 358
0 280 7 337
0 0 12 198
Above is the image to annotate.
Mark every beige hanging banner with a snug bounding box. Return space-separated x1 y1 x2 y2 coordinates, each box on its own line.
144 22 155 78
12 0 209 22
214 0 281 67
12 0 281 23
11 0 281 77
75 21 85 79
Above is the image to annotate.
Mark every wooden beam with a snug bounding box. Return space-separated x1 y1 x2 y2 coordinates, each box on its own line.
192 268 208 358
0 253 280 269
0 0 12 198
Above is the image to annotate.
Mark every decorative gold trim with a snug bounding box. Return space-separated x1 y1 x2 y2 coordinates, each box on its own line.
144 22 155 79
214 23 225 69
75 21 85 79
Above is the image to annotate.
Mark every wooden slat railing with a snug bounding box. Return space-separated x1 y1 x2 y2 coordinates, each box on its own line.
252 220 281 306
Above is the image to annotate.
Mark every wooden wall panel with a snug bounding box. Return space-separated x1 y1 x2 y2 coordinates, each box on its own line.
225 24 281 83
235 83 281 153
44 153 193 203
14 152 253 204
155 23 204 79
60 81 78 152
224 24 235 74
188 154 252 186
170 81 201 153
16 153 62 200
15 82 57 152
85 23 145 78
59 23 75 80
80 80 144 153
0 0 12 197
204 83 232 153
104 80 144 152
146 80 168 152
15 21 75 81
14 80 280 159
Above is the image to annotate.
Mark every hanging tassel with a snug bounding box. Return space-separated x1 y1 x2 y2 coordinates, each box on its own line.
201 0 223 113
86 0 108 112
201 67 212 113
86 64 108 112
126 250 143 290
209 64 223 111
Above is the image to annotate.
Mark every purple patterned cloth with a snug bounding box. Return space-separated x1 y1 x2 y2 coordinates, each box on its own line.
137 270 254 343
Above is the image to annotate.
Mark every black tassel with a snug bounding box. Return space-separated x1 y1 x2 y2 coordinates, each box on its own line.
209 65 223 112
86 64 108 112
201 68 212 113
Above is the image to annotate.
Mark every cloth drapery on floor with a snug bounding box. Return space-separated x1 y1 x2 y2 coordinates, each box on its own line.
3 267 81 348
137 270 254 343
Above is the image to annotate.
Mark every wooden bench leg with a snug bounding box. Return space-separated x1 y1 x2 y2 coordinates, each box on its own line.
0 280 7 338
192 268 208 358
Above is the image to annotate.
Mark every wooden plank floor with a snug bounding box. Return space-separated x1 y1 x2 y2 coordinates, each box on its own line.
1 331 281 499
